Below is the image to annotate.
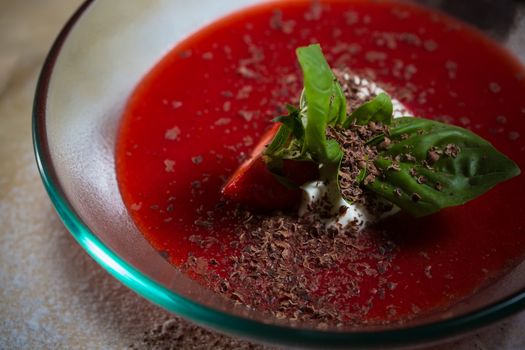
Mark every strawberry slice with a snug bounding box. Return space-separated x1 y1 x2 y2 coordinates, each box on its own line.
222 124 319 211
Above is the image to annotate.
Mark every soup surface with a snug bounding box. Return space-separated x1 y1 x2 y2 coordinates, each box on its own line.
116 0 525 325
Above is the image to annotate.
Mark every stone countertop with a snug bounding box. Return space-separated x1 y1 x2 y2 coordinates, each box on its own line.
0 1 524 349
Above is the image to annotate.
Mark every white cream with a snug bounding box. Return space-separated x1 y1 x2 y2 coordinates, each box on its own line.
299 180 373 230
299 180 401 231
346 74 409 118
298 76 411 231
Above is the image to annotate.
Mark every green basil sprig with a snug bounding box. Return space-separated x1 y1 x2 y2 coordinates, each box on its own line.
366 117 521 217
344 92 393 127
264 44 345 167
263 44 520 217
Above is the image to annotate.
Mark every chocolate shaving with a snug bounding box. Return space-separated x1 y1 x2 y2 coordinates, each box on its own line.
443 144 460 158
178 70 431 328
411 193 422 202
427 149 440 164
199 206 400 326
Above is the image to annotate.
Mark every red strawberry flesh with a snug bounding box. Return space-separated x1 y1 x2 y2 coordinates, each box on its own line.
221 124 319 211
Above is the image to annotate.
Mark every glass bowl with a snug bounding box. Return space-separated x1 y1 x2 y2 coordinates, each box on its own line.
33 0 525 348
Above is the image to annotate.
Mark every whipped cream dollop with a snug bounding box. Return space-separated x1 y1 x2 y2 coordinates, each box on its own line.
298 75 412 231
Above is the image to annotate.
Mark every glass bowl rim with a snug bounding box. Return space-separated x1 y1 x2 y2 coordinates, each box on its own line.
32 0 525 348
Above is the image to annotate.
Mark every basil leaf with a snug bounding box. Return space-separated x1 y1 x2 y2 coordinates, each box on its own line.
273 110 304 140
356 168 367 183
324 140 346 199
344 92 393 127
356 155 369 183
366 117 521 217
332 79 347 126
297 44 346 163
280 143 310 161
325 139 344 164
265 124 292 157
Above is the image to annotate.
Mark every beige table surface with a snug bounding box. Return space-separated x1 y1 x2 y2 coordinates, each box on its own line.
1 1 525 349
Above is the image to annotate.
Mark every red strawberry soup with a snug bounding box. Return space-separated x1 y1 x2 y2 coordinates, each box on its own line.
116 0 525 325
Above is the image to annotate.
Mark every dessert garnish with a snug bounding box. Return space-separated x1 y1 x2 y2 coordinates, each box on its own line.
224 44 521 217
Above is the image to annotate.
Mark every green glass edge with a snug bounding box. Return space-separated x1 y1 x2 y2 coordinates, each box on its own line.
30 1 525 348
